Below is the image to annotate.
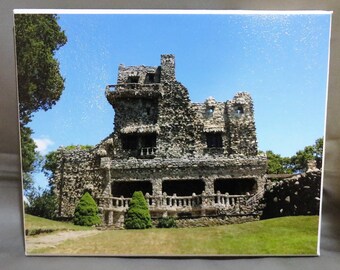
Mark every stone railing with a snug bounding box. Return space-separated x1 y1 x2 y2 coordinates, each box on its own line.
107 83 161 90
111 196 131 209
139 147 157 157
106 84 162 102
108 191 253 212
245 188 264 206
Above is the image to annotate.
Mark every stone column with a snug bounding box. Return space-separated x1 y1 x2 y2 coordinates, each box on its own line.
152 179 162 195
204 177 215 195
100 168 112 208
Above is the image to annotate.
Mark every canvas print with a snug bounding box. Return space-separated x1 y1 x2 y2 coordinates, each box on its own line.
16 10 331 256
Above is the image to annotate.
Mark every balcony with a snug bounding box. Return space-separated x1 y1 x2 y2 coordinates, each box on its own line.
139 147 157 158
106 83 163 106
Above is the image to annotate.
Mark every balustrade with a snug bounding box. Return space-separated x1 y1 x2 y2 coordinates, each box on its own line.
109 191 252 213
139 147 157 157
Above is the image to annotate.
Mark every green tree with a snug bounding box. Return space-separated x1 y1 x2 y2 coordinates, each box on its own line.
314 137 324 168
15 14 67 191
15 14 67 125
266 150 293 174
291 137 323 172
74 192 101 226
125 191 152 229
25 188 57 219
21 126 43 191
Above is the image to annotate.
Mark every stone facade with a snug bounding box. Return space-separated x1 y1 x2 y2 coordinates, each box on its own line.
53 54 267 226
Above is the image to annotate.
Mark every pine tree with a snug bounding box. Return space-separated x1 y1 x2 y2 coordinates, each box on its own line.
125 191 152 229
74 192 101 226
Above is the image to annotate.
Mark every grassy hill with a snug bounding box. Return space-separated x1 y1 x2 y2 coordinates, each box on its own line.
25 215 319 255
25 214 93 235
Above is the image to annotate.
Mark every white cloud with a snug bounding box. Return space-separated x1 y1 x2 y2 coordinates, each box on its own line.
34 138 54 155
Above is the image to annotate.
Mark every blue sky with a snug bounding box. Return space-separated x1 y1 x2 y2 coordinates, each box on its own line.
26 12 331 188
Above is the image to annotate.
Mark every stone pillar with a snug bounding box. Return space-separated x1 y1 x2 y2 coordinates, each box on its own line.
152 179 162 196
161 54 175 81
204 177 215 195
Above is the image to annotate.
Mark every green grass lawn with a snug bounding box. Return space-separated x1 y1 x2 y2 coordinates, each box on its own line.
25 214 93 235
26 215 319 256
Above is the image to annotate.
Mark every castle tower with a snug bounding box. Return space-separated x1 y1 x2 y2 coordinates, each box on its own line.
160 54 175 81
226 92 258 156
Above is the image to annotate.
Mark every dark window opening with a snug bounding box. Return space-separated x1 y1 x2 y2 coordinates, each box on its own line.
162 180 205 196
145 73 155 83
141 133 157 148
214 179 257 195
122 134 138 150
127 76 139 83
207 107 214 116
111 181 152 197
206 133 223 148
236 106 244 115
146 107 151 115
122 133 157 157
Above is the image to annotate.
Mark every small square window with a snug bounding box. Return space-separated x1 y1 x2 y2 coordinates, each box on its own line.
206 133 223 148
236 106 244 115
145 73 155 83
127 76 139 83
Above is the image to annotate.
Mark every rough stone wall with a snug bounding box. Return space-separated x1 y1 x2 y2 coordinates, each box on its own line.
226 92 258 156
117 65 160 84
156 81 199 158
53 147 105 218
261 169 321 219
192 98 227 156
160 54 175 81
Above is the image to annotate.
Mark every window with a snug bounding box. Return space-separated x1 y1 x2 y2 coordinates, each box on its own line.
122 134 138 150
141 133 157 148
206 106 215 117
206 133 223 148
145 73 155 83
122 134 157 150
235 105 244 115
127 76 139 83
146 107 151 116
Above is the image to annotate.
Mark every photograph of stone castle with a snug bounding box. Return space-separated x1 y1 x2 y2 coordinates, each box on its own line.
16 11 331 256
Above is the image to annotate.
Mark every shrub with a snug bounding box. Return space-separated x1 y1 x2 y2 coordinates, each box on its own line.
73 192 101 226
25 188 57 220
125 191 152 229
157 217 177 228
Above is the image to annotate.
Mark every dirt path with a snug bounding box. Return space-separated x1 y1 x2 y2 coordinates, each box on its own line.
26 230 101 252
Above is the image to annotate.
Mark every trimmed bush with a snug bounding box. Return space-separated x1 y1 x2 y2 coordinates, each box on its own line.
125 191 152 229
157 217 177 228
74 192 101 226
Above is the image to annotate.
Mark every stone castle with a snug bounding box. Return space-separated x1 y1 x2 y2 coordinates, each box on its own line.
53 54 268 227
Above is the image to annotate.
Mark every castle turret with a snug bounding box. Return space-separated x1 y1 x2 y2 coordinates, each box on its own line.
161 54 175 81
226 92 258 156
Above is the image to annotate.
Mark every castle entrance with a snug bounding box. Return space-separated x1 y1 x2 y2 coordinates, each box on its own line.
111 181 152 197
162 179 205 196
214 178 257 195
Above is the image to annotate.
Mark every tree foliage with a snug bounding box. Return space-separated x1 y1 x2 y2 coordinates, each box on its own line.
291 138 323 172
74 192 101 226
20 126 42 190
125 191 152 229
15 14 67 125
15 14 67 192
265 137 324 175
25 188 57 219
266 150 293 174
